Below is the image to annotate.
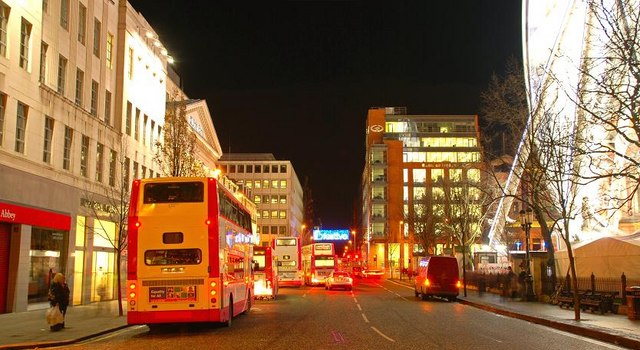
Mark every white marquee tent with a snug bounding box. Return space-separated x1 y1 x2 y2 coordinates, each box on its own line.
555 234 640 280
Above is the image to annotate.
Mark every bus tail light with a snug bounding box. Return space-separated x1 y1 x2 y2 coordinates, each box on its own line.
205 219 212 225
129 282 137 290
129 291 136 299
424 278 431 287
456 280 462 289
210 281 217 288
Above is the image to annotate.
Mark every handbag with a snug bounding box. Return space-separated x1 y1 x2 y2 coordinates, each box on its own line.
46 305 64 325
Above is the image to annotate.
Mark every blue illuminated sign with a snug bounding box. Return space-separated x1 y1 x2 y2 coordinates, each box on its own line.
313 229 350 241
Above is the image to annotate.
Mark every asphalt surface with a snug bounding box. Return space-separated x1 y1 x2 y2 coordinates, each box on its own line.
0 280 638 350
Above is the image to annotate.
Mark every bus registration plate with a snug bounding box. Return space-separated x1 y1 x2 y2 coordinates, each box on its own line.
149 285 197 302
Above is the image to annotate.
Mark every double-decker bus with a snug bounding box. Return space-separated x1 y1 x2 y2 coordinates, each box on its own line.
273 237 302 287
126 177 254 327
301 243 336 286
252 245 278 299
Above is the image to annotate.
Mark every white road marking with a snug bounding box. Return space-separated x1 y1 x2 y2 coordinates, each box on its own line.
371 326 395 342
357 303 362 311
361 313 370 323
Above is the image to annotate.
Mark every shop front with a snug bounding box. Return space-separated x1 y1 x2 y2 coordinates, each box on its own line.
0 201 71 313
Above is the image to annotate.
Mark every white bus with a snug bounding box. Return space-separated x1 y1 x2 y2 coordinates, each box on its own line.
273 237 302 287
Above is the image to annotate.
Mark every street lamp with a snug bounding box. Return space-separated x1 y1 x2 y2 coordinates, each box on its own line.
519 208 536 301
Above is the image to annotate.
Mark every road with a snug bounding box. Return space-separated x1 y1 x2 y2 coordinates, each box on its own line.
57 279 624 350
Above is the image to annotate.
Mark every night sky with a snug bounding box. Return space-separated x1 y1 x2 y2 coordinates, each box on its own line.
128 1 522 228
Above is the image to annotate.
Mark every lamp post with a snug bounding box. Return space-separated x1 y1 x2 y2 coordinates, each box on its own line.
519 208 536 301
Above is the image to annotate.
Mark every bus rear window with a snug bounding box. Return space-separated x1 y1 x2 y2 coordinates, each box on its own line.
143 182 204 204
145 249 202 265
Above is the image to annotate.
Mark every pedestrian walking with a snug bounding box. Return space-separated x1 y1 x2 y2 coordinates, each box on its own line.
48 273 70 331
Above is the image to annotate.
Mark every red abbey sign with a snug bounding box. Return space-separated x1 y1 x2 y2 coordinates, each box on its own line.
0 201 71 231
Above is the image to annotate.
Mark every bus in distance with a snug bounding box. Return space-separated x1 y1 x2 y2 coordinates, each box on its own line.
252 245 278 299
126 177 254 327
301 243 336 286
273 237 302 287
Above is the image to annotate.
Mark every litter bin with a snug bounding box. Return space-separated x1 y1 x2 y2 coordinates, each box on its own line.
626 286 640 320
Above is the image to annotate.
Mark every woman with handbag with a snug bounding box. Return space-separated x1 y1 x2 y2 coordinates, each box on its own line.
48 273 70 331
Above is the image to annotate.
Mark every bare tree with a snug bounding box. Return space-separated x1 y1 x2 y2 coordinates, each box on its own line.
480 58 560 292
569 0 640 216
409 192 439 256
531 107 588 320
83 140 131 316
154 91 206 177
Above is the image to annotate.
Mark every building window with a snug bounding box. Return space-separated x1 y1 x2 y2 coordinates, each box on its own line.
254 195 261 203
262 180 269 188
141 165 146 178
127 47 134 79
279 195 287 204
57 55 67 94
254 180 261 189
75 68 84 106
124 157 130 182
132 161 138 179
104 90 111 125
263 165 270 173
80 135 89 177
238 164 244 173
134 108 140 140
279 226 287 235
271 195 278 204
255 164 261 173
20 18 32 69
271 180 278 189
125 101 132 135
77 3 86 45
93 19 100 57
108 149 116 186
229 164 236 173
95 142 104 182
43 116 53 163
142 114 148 144
42 0 48 13
261 210 269 219
280 164 287 173
246 165 253 173
0 3 8 57
149 169 154 178
90 80 98 117
280 180 287 189
271 165 278 173
106 33 113 69
271 225 278 234
262 226 269 235
60 0 69 30
149 120 155 148
0 92 5 146
262 195 269 203
39 42 48 83
15 102 28 153
63 126 72 170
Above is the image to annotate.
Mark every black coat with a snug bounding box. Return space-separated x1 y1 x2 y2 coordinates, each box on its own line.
49 282 70 311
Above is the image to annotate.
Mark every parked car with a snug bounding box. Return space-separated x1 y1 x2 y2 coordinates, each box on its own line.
414 256 460 302
325 271 353 291
361 269 384 279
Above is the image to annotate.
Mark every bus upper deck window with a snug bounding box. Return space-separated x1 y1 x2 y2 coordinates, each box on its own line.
163 232 183 244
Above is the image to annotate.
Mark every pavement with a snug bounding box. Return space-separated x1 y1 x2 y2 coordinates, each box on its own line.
0 284 638 350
